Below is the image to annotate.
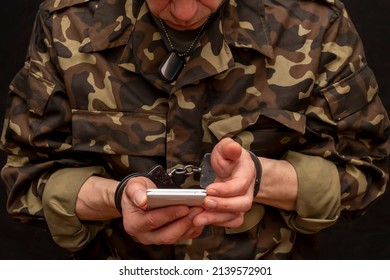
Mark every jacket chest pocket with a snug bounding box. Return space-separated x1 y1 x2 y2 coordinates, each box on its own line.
206 108 306 158
71 109 167 157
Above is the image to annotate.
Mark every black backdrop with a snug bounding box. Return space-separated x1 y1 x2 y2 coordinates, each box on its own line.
0 0 389 259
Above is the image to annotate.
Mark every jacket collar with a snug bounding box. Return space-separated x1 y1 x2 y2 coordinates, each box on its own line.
222 0 274 59
41 0 91 13
78 0 273 89
79 0 273 58
78 0 140 53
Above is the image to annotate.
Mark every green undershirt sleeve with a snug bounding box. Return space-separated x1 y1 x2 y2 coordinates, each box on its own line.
42 166 108 252
282 151 341 234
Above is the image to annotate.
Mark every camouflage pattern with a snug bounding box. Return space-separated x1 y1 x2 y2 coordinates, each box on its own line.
1 0 389 259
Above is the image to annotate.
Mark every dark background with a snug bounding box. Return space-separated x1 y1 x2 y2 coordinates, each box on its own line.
0 0 389 259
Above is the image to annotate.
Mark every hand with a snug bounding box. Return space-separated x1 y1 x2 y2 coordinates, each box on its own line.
120 177 204 245
192 138 257 228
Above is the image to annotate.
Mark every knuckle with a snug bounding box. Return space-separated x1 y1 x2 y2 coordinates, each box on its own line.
159 233 177 245
145 214 162 229
137 237 151 245
242 197 253 212
230 213 245 228
190 230 202 239
122 220 135 235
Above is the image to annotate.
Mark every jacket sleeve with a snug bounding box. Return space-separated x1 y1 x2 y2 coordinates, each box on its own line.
0 8 109 250
281 3 390 233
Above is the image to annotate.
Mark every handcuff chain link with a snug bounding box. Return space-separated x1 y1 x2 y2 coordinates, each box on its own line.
168 165 202 177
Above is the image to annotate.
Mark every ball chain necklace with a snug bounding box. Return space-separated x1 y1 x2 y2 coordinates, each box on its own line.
158 15 211 82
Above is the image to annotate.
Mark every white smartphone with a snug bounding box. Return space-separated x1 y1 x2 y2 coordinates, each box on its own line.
146 189 207 210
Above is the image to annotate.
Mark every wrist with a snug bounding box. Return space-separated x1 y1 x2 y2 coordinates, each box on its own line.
114 165 177 213
247 150 262 197
76 176 121 220
253 158 298 211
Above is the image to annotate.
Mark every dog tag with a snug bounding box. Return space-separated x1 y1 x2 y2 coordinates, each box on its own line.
159 51 185 82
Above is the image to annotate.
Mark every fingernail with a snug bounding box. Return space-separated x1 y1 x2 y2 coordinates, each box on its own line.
134 190 147 207
204 198 217 209
196 217 208 227
176 207 189 218
188 207 203 219
205 188 217 196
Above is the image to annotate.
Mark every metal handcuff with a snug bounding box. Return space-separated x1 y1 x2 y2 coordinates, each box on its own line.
114 151 262 213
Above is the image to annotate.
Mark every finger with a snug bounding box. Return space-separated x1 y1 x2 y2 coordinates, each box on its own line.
192 210 244 228
188 206 204 219
141 205 203 231
206 174 253 197
143 205 190 230
211 138 242 179
181 225 205 240
122 177 157 210
207 150 255 197
180 207 205 239
139 209 200 245
122 204 189 237
203 194 253 212
212 215 245 228
217 137 242 161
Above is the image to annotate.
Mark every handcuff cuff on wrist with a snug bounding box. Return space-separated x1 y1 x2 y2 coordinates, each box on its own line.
114 151 262 213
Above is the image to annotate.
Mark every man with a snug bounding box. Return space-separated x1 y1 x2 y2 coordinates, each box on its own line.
1 0 389 259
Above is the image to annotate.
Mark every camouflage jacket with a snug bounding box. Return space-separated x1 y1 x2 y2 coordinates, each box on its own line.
1 0 389 259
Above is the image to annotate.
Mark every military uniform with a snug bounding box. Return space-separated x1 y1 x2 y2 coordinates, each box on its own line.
1 0 389 259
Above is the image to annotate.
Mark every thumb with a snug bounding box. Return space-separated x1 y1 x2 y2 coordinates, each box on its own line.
123 177 151 209
211 138 242 179
133 188 147 208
